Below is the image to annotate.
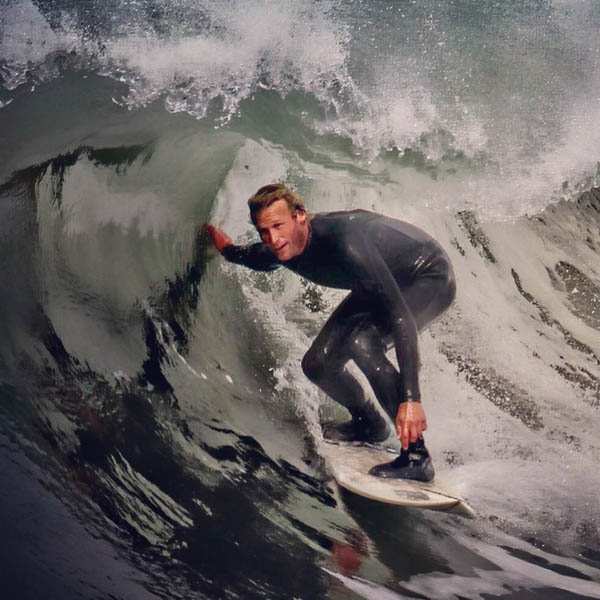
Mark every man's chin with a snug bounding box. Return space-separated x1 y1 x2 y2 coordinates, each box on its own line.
274 245 291 261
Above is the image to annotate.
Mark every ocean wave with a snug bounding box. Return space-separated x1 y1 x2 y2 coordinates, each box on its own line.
2 3 600 596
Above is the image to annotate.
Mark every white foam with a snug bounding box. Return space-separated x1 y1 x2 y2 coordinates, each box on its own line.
0 1 86 89
102 0 349 120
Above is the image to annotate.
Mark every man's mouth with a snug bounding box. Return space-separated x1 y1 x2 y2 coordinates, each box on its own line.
274 242 288 253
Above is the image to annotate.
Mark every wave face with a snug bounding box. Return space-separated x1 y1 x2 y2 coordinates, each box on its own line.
2 2 600 599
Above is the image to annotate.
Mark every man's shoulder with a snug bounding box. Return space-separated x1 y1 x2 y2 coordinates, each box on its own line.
313 208 374 219
312 209 397 240
311 209 378 229
311 209 438 251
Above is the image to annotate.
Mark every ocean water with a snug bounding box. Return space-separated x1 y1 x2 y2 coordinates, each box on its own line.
1 1 600 598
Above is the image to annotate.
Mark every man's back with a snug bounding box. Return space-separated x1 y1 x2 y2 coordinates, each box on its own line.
287 209 446 288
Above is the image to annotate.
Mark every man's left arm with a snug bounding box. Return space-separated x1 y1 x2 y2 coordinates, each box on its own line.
203 224 280 272
345 231 427 449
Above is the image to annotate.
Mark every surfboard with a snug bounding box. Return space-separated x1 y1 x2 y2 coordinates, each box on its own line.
321 442 475 518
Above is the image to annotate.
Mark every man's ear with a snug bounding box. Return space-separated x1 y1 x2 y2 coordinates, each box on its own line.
294 209 307 224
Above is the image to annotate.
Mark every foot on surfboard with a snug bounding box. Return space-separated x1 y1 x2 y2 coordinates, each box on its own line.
322 413 389 444
369 439 435 482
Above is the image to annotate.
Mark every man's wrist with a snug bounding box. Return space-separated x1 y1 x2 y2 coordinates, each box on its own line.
220 243 234 257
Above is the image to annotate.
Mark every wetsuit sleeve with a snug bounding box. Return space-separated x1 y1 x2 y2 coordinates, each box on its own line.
221 243 280 272
345 231 421 403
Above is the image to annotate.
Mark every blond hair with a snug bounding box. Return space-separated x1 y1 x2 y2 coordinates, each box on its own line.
247 183 306 225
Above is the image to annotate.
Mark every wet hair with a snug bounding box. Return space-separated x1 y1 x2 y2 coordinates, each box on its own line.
247 183 306 225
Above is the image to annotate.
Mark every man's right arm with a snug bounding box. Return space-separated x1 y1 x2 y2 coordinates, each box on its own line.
203 224 280 272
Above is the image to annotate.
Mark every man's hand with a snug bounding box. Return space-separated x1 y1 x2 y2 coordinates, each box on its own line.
203 224 233 253
395 401 427 450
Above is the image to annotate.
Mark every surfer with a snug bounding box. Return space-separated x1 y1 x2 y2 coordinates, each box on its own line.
204 184 455 481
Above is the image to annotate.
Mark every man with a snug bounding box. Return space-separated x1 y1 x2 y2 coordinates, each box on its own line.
204 183 455 481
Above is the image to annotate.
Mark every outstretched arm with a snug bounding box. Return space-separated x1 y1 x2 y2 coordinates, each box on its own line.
345 230 426 449
204 224 233 252
203 224 280 272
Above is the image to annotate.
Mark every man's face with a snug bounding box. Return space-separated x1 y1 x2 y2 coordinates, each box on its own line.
255 199 309 262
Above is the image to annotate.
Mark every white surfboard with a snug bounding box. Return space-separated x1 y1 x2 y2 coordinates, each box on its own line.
321 442 475 518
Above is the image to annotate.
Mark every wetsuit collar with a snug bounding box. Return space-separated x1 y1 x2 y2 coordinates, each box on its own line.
303 217 313 253
284 215 312 266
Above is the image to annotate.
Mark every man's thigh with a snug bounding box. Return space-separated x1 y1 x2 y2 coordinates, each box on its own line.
371 272 455 352
312 271 454 357
403 270 456 330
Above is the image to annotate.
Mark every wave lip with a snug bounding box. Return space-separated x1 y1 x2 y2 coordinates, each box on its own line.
2 2 600 171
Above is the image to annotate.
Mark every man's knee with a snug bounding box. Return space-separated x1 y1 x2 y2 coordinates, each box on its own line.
301 349 327 382
350 327 385 365
302 346 345 383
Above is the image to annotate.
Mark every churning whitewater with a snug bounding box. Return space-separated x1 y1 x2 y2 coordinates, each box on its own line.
1 1 600 599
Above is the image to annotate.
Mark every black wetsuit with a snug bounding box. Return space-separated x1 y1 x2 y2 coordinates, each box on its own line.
222 209 455 430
